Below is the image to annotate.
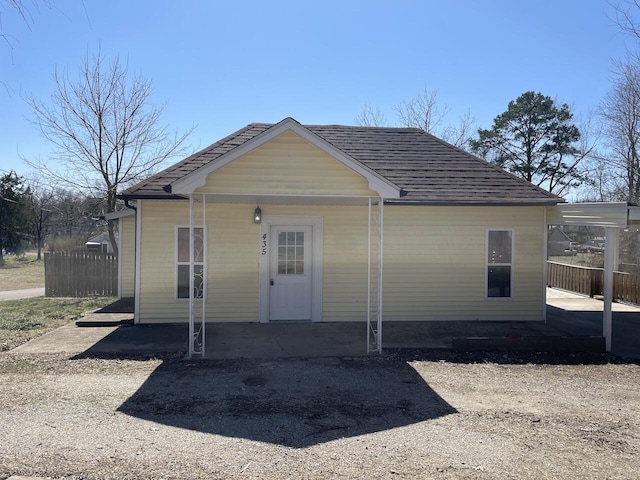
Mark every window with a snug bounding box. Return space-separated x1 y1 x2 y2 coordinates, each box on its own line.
176 226 205 299
487 230 512 298
277 231 305 275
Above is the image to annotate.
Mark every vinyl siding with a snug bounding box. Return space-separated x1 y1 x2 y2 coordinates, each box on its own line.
136 200 546 323
194 130 377 197
137 201 372 323
382 205 546 321
137 200 259 323
262 204 370 322
119 215 135 298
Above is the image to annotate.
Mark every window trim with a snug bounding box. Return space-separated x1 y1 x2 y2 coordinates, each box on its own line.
175 225 207 301
486 228 513 300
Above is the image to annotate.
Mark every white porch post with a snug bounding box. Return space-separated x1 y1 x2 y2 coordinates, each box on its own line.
367 198 372 351
187 193 206 359
367 198 384 354
377 198 384 353
603 227 620 353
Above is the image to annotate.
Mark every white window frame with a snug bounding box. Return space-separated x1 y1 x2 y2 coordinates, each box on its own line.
486 228 513 300
175 225 207 301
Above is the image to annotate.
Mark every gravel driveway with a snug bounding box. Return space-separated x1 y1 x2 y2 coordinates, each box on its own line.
1 350 638 479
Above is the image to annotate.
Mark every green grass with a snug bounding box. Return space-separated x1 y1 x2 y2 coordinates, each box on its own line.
0 296 116 352
0 253 45 290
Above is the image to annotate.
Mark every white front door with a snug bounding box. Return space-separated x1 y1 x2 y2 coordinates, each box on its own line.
269 225 312 321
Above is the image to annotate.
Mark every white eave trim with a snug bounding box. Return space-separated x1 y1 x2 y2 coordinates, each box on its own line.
546 202 632 228
105 208 136 220
170 117 402 199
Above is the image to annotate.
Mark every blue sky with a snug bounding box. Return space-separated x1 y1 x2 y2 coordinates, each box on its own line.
0 0 633 176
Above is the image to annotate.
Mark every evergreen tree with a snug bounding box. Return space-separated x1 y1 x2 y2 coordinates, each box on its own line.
470 91 589 195
0 171 31 263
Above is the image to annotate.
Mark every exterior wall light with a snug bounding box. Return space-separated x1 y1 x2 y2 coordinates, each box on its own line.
253 206 262 224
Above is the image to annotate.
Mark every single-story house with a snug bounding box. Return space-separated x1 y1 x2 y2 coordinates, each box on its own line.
547 226 573 256
85 232 116 254
110 117 639 357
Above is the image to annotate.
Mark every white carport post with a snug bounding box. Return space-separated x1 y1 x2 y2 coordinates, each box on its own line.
603 227 620 353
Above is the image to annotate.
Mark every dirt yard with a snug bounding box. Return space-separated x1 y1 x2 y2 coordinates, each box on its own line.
0 350 638 480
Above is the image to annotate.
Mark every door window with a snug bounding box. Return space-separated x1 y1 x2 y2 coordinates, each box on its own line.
277 231 304 275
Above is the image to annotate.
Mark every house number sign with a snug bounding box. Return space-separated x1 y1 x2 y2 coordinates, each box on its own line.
261 233 267 255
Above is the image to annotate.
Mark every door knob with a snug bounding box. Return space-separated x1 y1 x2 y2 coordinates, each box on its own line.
270 279 274 286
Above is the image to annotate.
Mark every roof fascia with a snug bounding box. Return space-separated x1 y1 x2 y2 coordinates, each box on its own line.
170 118 401 199
385 199 562 206
104 208 136 220
546 202 630 228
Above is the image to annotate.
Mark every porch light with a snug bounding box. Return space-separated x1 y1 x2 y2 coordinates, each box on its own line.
253 206 262 224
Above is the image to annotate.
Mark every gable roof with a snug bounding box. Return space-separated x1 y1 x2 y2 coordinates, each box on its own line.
120 117 562 205
169 117 400 198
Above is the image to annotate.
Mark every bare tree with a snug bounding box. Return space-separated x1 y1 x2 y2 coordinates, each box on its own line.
600 54 640 204
354 103 386 127
24 172 57 260
610 0 640 39
1 0 54 53
25 49 193 255
440 109 477 149
393 88 476 149
395 87 451 134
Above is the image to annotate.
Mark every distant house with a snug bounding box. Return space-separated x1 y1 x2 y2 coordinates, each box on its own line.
548 226 573 256
85 232 115 254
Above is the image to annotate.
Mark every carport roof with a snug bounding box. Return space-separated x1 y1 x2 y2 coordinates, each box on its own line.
120 117 562 205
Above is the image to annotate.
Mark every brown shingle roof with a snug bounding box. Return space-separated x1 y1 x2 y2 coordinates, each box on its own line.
120 120 562 205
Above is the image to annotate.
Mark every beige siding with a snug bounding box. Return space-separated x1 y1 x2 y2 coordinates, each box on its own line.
195 130 377 197
137 200 260 323
137 201 372 323
119 215 135 298
137 200 546 324
262 204 370 322
383 206 546 321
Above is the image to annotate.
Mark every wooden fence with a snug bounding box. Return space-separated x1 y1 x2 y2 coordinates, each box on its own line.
547 261 640 305
44 251 117 297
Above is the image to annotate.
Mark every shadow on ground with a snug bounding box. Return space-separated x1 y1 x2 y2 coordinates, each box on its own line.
116 356 457 448
546 305 640 360
71 325 188 360
94 297 135 314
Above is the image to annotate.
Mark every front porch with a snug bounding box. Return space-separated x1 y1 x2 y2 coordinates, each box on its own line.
14 289 640 359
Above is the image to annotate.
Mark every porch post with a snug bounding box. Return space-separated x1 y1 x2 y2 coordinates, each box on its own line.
188 194 195 358
367 198 372 351
366 197 384 354
187 193 206 358
377 198 384 353
603 227 619 353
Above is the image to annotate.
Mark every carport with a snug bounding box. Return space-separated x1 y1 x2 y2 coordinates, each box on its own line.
546 202 640 352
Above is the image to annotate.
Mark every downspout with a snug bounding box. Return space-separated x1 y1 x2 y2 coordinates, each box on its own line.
124 198 137 212
122 199 138 301
543 207 548 322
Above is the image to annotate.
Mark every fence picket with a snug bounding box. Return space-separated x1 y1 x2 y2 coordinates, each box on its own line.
44 251 117 297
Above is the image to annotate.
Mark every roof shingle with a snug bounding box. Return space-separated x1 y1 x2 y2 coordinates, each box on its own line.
120 120 561 205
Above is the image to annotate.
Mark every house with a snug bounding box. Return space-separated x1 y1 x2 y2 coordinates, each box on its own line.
114 117 570 356
547 226 573 256
85 232 116 254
